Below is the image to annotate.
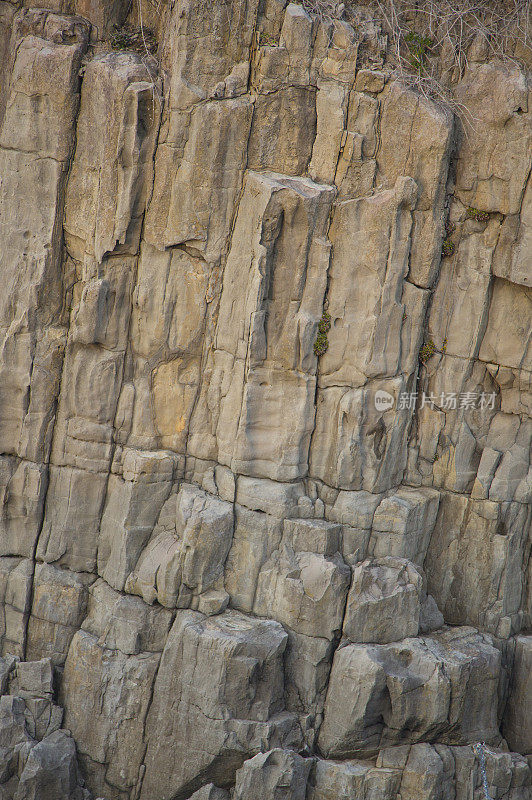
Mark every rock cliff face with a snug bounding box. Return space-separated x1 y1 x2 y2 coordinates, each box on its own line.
0 1 531 798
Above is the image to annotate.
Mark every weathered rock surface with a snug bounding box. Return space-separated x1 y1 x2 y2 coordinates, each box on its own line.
0 657 91 800
140 610 302 799
0 0 530 798
233 749 312 800
231 742 532 800
319 627 501 758
343 556 443 644
125 482 234 608
503 636 532 755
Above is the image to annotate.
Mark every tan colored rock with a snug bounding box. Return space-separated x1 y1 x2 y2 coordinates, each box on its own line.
48 343 124 472
493 171 532 288
194 170 334 480
308 759 401 800
343 557 438 644
64 54 160 263
248 87 317 176
36 465 108 573
335 97 379 200
354 69 386 93
253 545 350 718
453 61 531 215
309 179 427 492
309 79 349 184
488 364 532 419
197 589 230 616
312 381 414 494
15 659 53 699
235 476 305 518
0 558 33 658
255 4 312 93
398 743 454 800
0 2 18 126
503 636 532 754
234 749 312 800
0 15 86 324
144 98 252 259
283 518 342 557
128 241 211 452
254 547 350 641
140 610 302 799
81 579 173 655
316 20 358 83
318 178 419 387
188 785 230 800
377 82 453 287
318 627 500 758
479 279 532 373
73 0 127 37
160 0 258 110
97 449 177 591
62 629 160 797
125 483 234 608
474 413 532 503
406 354 500 495
326 489 379 563
131 242 210 359
280 4 314 84
425 494 530 636
429 226 494 361
0 29 87 162
143 0 258 258
2 328 67 465
225 506 283 613
370 487 441 565
283 630 335 719
0 458 48 558
26 563 93 666
310 65 390 197
36 251 135 570
0 3 531 797
0 16 88 483
328 490 381 526
70 262 133 352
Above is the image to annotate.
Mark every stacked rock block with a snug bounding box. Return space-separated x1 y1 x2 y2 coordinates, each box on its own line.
0 1 530 798
0 656 92 799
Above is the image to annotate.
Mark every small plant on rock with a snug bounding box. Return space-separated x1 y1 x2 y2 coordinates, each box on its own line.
442 219 456 256
259 32 279 46
314 312 331 357
369 0 530 123
419 338 436 363
110 24 158 55
466 207 490 222
405 31 433 72
318 311 331 334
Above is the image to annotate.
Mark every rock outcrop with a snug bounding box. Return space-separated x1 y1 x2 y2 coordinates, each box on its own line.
0 657 91 799
0 1 530 798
